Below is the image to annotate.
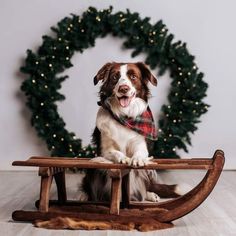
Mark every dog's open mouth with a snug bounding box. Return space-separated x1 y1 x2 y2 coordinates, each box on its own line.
118 93 135 108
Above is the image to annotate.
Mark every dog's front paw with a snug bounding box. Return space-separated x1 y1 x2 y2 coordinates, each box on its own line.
104 151 130 164
146 191 160 202
130 156 152 167
120 156 131 165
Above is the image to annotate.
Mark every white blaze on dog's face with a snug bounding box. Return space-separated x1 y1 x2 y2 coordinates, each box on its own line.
114 64 136 108
94 62 157 109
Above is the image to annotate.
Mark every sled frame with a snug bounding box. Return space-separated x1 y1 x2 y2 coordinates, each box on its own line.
11 150 224 224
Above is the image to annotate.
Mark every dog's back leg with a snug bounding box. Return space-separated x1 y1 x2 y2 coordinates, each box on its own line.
148 183 192 198
148 183 180 198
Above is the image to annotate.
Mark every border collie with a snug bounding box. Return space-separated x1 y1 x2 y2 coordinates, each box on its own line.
80 62 182 202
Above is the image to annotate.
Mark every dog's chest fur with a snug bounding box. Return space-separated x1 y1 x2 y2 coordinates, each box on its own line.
96 106 146 156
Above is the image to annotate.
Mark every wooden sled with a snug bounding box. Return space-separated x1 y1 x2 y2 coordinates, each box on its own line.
11 150 225 231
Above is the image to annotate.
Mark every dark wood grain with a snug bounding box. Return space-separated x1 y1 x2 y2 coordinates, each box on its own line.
12 158 213 170
110 170 122 215
38 172 53 212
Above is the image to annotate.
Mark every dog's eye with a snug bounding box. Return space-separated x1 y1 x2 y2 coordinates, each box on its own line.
130 75 137 80
112 75 119 81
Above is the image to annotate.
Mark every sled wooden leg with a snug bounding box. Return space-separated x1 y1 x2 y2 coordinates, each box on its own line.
54 169 67 204
38 168 53 212
109 170 122 215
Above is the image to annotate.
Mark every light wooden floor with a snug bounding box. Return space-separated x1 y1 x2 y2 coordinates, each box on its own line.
0 170 235 236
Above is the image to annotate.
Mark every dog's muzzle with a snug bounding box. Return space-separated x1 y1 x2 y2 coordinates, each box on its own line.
118 85 130 95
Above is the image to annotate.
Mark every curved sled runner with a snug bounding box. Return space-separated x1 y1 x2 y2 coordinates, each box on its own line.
12 150 225 231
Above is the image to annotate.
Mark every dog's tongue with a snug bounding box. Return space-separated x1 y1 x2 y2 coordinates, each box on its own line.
119 97 131 107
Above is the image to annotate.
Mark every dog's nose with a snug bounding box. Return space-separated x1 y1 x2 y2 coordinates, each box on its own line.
118 85 130 94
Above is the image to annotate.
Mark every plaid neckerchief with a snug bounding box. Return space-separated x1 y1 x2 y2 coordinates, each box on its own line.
101 102 158 141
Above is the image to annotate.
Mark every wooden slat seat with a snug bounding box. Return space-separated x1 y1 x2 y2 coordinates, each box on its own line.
12 157 214 170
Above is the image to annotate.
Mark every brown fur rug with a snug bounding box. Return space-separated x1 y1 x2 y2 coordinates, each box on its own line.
33 205 173 231
35 216 173 231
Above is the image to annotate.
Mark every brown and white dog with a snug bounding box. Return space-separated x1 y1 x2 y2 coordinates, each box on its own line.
80 62 183 202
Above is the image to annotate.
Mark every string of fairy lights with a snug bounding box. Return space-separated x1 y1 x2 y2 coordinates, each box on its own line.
20 6 209 158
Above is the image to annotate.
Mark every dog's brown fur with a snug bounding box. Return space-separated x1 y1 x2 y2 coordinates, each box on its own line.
94 62 157 104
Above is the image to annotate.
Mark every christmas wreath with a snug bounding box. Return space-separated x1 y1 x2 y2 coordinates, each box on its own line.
20 7 209 158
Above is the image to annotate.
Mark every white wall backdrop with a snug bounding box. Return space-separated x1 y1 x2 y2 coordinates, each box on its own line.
0 0 236 170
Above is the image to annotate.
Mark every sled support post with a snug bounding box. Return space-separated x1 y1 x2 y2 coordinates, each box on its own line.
38 167 67 212
38 167 53 212
108 169 122 215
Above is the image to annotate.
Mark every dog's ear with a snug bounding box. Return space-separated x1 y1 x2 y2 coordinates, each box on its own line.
136 62 157 86
93 63 113 85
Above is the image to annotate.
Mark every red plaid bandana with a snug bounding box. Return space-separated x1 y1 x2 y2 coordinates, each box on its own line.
102 103 158 141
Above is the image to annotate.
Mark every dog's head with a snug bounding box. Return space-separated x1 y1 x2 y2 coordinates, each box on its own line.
94 62 157 107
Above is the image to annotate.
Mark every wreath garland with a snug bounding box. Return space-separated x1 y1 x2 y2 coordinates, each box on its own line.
20 6 209 158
